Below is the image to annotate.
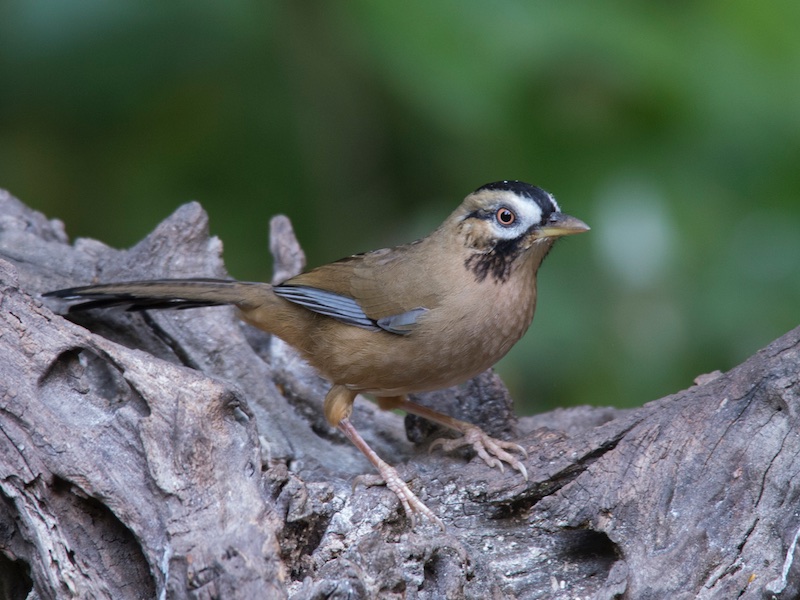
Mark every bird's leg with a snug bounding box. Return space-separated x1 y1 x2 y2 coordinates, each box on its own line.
377 395 529 481
338 418 443 529
324 385 443 529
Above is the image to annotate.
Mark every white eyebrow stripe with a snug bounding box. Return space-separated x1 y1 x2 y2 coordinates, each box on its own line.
470 188 562 239
511 195 544 224
502 194 543 226
486 195 542 239
547 192 561 213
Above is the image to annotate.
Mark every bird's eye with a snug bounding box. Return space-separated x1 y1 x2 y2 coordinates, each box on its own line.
496 207 516 226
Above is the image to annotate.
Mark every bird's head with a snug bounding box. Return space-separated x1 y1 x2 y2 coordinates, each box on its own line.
448 180 589 283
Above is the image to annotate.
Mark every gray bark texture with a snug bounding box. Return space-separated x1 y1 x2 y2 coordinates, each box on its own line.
0 188 798 599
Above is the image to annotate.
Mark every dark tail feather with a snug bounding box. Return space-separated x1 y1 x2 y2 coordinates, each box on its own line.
44 278 268 313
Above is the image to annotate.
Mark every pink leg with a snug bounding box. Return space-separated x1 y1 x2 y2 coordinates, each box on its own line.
338 417 444 529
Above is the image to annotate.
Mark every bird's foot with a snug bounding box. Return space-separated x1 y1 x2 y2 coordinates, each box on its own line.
338 416 444 529
429 424 529 481
354 468 444 530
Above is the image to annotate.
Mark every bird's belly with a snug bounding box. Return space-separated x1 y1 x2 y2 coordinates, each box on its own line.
312 290 535 395
346 352 494 396
344 343 497 395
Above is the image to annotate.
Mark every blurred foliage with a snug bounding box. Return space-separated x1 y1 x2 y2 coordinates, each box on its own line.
1 1 799 413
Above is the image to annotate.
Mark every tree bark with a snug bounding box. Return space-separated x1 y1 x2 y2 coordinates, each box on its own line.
1 188 798 599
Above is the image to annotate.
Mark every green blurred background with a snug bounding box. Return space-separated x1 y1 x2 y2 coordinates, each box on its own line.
2 1 799 413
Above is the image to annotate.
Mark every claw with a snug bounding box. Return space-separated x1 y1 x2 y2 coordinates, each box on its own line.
429 425 529 481
354 470 445 530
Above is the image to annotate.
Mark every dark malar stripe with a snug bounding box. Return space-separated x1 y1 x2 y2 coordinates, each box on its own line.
464 237 524 284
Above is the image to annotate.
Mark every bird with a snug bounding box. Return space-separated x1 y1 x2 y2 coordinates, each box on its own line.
45 180 589 528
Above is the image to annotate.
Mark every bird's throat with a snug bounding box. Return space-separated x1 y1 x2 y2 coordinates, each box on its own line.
464 236 555 284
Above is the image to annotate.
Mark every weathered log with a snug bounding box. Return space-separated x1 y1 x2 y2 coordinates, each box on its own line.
0 188 798 599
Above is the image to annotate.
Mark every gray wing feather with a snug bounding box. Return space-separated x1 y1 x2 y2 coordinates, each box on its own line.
273 284 426 335
273 285 380 331
376 308 428 335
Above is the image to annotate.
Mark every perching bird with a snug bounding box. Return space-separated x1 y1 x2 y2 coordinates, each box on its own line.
45 180 589 528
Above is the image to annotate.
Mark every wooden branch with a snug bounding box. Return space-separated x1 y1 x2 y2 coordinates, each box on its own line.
1 188 797 599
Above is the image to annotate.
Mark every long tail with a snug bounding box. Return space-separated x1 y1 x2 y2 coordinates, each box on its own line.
44 278 272 312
